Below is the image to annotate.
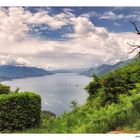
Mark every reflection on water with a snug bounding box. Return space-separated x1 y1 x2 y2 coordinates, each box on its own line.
2 73 91 116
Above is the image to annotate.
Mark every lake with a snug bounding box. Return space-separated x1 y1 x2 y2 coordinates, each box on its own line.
2 73 92 116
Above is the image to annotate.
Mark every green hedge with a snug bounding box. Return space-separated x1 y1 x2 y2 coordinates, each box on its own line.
0 84 10 95
0 92 41 131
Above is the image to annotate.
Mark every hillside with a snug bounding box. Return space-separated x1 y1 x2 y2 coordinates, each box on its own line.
80 59 133 76
21 59 140 133
0 65 53 81
51 68 87 74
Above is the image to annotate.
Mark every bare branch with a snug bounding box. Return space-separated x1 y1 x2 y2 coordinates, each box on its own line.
127 42 140 54
127 21 140 58
127 42 140 48
136 52 140 58
128 47 140 54
129 21 140 35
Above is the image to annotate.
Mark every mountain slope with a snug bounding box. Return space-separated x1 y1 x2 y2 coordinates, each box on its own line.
51 68 88 74
80 59 134 76
0 65 53 81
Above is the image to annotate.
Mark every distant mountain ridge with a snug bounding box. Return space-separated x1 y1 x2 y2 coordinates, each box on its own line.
80 59 134 77
51 68 88 74
0 59 135 81
0 65 53 81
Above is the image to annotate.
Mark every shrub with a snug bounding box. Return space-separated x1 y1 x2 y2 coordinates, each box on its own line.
85 74 102 96
86 60 140 104
0 84 10 95
0 92 41 131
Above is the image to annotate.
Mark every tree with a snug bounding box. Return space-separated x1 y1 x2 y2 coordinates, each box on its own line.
14 87 20 93
70 100 78 110
127 21 140 58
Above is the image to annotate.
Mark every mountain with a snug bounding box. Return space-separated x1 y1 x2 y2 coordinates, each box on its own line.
0 65 54 81
79 67 96 77
51 68 88 74
80 59 134 77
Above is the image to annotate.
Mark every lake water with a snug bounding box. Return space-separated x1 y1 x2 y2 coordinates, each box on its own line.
2 73 92 116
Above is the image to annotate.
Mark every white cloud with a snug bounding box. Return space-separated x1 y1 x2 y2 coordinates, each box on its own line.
80 11 98 19
100 10 140 22
63 8 74 13
0 7 74 42
0 7 139 69
114 22 121 26
125 11 140 21
71 17 95 35
27 11 70 30
0 55 29 65
100 11 124 20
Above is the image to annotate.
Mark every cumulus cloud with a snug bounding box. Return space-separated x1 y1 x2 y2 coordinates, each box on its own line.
0 55 29 66
0 7 74 42
0 7 139 69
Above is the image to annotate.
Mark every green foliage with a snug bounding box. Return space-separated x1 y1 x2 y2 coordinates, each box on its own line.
70 100 78 110
86 59 140 104
85 74 102 95
14 87 20 93
0 84 10 95
10 60 140 133
23 84 140 133
0 92 41 131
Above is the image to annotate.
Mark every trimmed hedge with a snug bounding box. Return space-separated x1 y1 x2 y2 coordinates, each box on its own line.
0 84 10 95
0 92 41 131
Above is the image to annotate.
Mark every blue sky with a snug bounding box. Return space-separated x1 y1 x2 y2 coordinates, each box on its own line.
0 7 139 69
26 7 140 40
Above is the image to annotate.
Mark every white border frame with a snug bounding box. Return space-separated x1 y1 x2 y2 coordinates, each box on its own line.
0 0 140 6
1 134 140 140
0 1 140 140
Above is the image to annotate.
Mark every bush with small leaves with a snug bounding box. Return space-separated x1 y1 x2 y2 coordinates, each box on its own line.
0 92 41 131
0 84 10 95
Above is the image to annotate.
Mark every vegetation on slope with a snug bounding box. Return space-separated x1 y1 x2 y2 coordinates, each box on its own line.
21 59 140 133
86 59 140 104
80 59 133 76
